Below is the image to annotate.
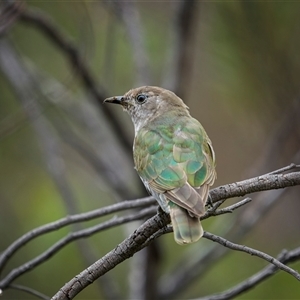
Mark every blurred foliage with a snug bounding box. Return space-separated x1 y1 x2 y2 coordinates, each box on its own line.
0 1 300 299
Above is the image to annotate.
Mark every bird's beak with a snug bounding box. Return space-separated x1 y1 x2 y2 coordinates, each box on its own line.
103 96 124 105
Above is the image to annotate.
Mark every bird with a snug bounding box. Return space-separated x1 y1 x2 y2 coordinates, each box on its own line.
104 86 216 245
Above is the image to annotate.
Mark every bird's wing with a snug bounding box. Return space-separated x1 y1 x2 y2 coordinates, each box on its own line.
134 118 216 217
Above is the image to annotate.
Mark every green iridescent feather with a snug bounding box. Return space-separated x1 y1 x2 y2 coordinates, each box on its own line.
133 116 216 244
134 117 214 193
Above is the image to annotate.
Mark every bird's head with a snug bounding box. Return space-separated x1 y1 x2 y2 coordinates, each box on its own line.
104 86 190 132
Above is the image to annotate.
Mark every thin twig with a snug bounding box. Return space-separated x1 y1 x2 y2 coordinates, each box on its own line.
203 231 300 281
142 226 173 247
0 196 155 273
9 284 50 300
266 163 300 175
206 197 252 217
0 207 157 289
196 247 300 300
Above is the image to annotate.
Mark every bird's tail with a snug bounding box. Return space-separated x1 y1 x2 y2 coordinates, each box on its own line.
169 202 203 245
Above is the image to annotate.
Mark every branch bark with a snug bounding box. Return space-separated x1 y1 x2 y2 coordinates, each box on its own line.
209 171 300 202
51 212 171 300
51 168 300 300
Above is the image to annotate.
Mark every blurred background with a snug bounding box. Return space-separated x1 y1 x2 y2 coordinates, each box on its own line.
0 1 300 299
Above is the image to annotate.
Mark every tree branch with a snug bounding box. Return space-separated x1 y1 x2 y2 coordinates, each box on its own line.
266 163 300 175
51 212 171 300
159 183 293 299
8 284 50 300
2 168 297 275
107 1 151 85
18 5 132 152
197 247 300 300
1 166 299 298
163 0 198 98
0 207 157 289
203 232 300 281
205 197 252 217
0 1 24 35
0 197 155 273
209 170 300 203
51 167 300 299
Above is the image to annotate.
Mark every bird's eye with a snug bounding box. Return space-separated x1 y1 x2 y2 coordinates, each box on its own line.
136 94 147 104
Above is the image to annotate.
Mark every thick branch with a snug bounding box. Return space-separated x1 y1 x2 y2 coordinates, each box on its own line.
51 212 171 300
209 171 300 202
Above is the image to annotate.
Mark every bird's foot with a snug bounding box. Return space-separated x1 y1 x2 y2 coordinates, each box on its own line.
206 194 223 213
207 194 214 209
157 206 165 215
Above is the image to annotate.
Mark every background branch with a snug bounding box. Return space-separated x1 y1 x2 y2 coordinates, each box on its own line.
0 207 156 289
107 1 151 86
163 0 198 98
20 5 132 153
197 247 300 300
8 284 49 300
203 232 300 280
0 196 154 273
